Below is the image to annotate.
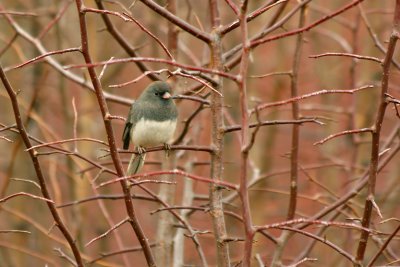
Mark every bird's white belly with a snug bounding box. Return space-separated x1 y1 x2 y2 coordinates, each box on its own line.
131 118 177 147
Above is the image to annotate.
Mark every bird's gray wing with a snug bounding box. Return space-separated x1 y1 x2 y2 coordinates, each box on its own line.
122 122 132 150
122 101 144 149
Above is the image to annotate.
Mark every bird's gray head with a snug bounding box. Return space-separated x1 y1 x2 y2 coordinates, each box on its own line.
140 81 174 103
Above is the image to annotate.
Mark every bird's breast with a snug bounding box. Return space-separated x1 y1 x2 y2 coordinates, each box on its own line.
131 118 177 147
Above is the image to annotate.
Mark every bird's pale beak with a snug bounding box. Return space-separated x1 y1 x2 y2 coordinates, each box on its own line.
162 92 172 99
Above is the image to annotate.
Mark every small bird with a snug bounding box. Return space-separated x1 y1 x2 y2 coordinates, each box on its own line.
122 81 178 175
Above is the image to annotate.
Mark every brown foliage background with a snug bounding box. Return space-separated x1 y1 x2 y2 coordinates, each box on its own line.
0 0 399 266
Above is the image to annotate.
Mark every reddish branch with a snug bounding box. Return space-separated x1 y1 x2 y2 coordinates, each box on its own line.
73 1 156 265
109 69 169 88
287 4 306 221
0 192 54 204
309 52 382 63
10 47 82 70
278 226 356 264
119 144 215 155
221 0 310 68
0 10 37 16
250 0 365 48
224 118 323 133
220 0 288 35
314 128 372 145
85 217 129 247
138 0 212 43
252 85 374 113
0 33 17 57
38 0 72 39
88 243 158 264
236 1 256 266
355 1 400 264
359 4 400 70
224 0 239 15
256 218 377 234
57 193 158 208
26 137 109 151
150 205 243 222
96 169 237 190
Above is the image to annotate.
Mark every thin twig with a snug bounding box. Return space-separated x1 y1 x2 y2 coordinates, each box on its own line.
138 0 212 43
252 85 374 113
26 137 109 151
10 47 81 70
0 230 31 234
97 169 237 190
314 128 372 145
309 52 382 63
85 217 129 247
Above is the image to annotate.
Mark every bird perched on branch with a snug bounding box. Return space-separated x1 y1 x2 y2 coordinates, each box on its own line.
122 81 178 175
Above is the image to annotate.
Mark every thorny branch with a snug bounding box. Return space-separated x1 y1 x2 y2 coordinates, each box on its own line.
74 0 156 265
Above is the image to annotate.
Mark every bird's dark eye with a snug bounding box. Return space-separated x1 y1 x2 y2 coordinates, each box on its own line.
155 92 159 96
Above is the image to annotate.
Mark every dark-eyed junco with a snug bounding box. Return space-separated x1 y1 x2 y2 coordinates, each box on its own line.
122 81 178 175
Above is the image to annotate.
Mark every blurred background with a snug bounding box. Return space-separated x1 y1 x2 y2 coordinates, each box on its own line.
0 0 399 266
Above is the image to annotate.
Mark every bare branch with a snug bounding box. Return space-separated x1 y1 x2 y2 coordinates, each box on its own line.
309 52 382 63
85 217 129 247
97 169 238 190
314 128 372 145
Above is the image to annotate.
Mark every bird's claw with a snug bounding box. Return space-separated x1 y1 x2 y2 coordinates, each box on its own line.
164 143 171 157
137 146 146 155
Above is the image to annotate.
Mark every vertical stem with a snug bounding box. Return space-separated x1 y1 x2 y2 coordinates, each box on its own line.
287 2 306 221
208 1 230 266
355 1 400 265
345 12 361 260
271 4 307 266
237 1 254 266
74 1 156 266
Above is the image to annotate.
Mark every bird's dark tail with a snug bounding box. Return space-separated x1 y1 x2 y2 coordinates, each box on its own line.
127 153 145 175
